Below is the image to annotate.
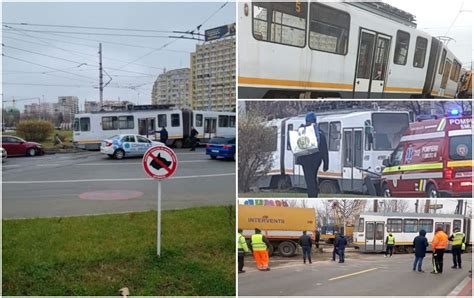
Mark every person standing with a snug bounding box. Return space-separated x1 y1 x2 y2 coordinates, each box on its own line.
315 230 320 249
385 233 395 257
159 127 168 145
413 229 429 272
251 229 271 271
449 228 466 269
431 226 449 274
237 229 249 273
335 233 347 263
332 233 339 262
298 231 313 264
295 112 329 198
189 126 199 151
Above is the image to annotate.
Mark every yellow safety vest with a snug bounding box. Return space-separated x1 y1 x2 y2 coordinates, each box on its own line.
387 235 395 245
251 234 267 251
451 232 465 246
238 233 249 252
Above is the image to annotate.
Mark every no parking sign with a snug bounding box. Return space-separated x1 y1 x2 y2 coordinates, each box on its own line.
142 145 178 257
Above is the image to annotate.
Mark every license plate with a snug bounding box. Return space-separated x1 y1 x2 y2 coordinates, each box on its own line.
212 150 219 153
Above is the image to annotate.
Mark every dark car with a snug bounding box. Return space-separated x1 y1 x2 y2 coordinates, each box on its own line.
206 136 235 160
1 135 44 157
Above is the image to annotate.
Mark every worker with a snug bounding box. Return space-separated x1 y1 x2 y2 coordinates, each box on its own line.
334 233 347 263
412 229 429 272
385 233 395 257
295 112 329 198
298 231 313 264
251 228 271 271
237 229 249 273
315 230 320 249
431 226 449 274
449 228 466 269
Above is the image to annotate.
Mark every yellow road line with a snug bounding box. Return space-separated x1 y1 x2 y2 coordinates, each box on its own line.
329 267 378 281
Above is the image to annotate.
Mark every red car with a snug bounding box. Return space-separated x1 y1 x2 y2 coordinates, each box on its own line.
1 135 44 157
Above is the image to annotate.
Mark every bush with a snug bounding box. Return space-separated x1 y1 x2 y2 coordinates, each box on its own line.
16 120 54 142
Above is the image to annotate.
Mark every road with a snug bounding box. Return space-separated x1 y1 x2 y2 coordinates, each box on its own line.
239 252 472 296
2 149 235 218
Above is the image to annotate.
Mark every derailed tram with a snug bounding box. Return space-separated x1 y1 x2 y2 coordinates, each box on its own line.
238 1 462 99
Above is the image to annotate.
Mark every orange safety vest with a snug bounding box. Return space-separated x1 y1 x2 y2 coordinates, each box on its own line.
432 231 449 249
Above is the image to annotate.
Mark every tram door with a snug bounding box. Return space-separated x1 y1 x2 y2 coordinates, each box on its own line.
138 118 156 139
365 221 385 252
439 60 452 97
354 29 391 98
342 128 363 192
204 117 217 140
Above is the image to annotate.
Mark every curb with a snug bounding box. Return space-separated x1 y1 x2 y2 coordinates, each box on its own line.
448 275 472 297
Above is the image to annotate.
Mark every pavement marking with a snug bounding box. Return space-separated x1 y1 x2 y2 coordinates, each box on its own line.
1 165 21 168
74 160 209 166
448 276 472 297
328 267 378 281
2 173 235 184
37 163 60 167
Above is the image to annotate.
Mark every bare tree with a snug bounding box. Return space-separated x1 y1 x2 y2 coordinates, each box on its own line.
329 200 366 235
238 107 276 192
378 200 410 213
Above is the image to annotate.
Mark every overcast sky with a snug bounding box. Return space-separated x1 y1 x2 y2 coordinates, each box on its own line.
1 1 235 111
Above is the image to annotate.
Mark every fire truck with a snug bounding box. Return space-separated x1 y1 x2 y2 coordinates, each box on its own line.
381 111 472 197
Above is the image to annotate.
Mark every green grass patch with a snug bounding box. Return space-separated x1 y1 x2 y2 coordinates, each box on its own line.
3 206 236 296
7 129 74 150
239 192 377 198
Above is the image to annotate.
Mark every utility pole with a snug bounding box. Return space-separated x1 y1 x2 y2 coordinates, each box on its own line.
99 43 103 109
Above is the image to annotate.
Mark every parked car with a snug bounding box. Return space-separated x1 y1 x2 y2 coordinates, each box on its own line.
205 136 235 160
1 135 44 157
100 134 164 160
1 147 7 161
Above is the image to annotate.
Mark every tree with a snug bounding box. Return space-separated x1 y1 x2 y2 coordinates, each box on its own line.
328 200 366 235
238 107 277 192
377 200 410 213
2 108 20 128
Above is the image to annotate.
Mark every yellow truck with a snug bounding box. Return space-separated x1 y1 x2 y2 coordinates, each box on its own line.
238 204 316 257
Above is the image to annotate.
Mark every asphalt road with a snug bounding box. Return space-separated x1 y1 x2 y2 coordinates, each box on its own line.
239 252 472 296
2 149 235 219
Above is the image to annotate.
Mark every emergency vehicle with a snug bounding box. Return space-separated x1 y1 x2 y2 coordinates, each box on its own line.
381 112 472 197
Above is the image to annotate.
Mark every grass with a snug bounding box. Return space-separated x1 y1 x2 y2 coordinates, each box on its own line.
238 191 377 198
7 129 74 150
2 206 236 296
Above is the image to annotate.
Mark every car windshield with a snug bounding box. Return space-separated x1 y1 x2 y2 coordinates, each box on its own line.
449 135 472 160
209 137 235 144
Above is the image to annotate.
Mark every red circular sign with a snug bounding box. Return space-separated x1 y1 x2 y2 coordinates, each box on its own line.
142 145 178 180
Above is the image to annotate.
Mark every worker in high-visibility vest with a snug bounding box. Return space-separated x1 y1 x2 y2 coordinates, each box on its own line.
251 228 271 271
449 228 466 269
237 229 249 273
431 226 449 274
385 233 395 257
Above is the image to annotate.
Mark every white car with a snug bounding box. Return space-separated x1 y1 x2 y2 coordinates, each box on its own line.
100 134 164 160
1 147 7 161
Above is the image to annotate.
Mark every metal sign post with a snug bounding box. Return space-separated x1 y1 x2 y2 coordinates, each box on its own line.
142 145 178 257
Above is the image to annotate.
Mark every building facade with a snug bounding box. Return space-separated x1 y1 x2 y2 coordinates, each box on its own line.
190 37 236 111
151 68 190 109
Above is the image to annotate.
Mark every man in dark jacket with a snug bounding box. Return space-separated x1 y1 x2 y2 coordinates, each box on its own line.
159 127 168 144
298 231 313 264
332 233 339 261
295 112 329 198
413 229 429 272
334 233 347 263
190 127 199 151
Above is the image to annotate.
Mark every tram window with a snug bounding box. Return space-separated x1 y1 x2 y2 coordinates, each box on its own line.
364 120 374 150
450 60 461 81
229 116 236 128
435 222 451 235
158 114 167 127
102 116 118 130
286 124 293 150
438 49 447 74
195 114 203 127
390 145 404 166
419 219 433 233
171 114 180 127
356 32 375 79
404 219 418 233
219 115 229 127
366 223 374 240
453 220 462 231
73 118 80 131
252 2 307 48
118 116 134 130
329 122 341 151
309 3 350 55
387 219 402 232
80 117 90 131
413 37 428 68
358 218 364 232
394 30 410 65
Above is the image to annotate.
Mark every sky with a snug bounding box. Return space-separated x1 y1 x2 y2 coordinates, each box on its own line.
1 1 235 111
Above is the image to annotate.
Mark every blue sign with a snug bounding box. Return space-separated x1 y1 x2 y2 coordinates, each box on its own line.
205 23 236 41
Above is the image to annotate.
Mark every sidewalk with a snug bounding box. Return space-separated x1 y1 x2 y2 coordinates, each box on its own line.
448 275 472 297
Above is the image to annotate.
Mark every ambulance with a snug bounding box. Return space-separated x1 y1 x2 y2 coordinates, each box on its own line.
381 112 472 197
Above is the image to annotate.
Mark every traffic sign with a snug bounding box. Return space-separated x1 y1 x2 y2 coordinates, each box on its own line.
142 145 178 180
142 145 178 257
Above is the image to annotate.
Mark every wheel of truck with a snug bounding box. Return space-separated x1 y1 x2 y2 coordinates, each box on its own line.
278 241 296 257
173 140 183 149
426 184 439 198
319 180 339 194
382 183 391 197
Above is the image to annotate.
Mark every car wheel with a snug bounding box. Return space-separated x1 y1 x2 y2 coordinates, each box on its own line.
174 140 183 149
382 183 391 197
426 184 439 198
113 149 125 160
26 148 37 157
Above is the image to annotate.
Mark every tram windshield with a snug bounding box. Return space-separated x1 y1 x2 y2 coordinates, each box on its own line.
372 113 409 151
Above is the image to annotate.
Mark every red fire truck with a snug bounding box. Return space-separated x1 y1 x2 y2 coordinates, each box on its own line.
381 112 472 197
